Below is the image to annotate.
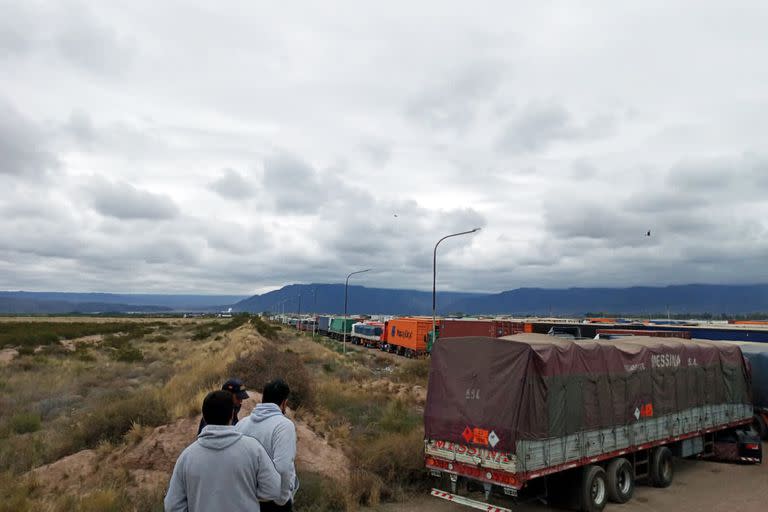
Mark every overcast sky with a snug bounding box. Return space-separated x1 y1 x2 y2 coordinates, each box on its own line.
1 1 768 294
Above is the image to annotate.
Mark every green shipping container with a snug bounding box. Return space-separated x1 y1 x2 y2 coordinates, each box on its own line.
330 318 357 334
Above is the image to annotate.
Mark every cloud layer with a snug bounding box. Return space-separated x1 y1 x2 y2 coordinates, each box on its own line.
1 0 767 294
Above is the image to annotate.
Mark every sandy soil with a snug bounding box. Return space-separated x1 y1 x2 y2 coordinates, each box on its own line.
374 447 768 512
0 348 17 365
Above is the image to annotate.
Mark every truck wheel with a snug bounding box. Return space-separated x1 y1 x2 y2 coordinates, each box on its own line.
650 446 673 488
580 465 608 512
606 458 634 503
754 414 768 440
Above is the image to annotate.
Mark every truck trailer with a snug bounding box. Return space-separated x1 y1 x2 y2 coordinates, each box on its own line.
424 334 761 512
737 342 768 439
386 317 432 357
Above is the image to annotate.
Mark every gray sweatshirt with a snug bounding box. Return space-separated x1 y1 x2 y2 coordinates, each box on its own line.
164 425 281 512
236 403 298 505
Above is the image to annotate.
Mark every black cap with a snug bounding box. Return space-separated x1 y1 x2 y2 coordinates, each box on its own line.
222 378 249 400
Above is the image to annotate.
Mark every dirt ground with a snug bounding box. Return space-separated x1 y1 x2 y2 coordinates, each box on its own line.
375 446 768 512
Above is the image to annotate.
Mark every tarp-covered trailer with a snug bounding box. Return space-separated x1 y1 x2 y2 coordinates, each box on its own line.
351 321 384 348
329 317 358 340
425 334 760 512
736 342 768 439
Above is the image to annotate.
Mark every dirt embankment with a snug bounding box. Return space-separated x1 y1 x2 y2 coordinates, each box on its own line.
31 396 350 496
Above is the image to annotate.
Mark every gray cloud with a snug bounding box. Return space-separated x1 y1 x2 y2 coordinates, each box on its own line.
262 153 326 214
0 0 133 73
406 60 506 129
496 103 616 154
0 99 57 177
210 168 256 200
83 178 179 220
1 2 768 293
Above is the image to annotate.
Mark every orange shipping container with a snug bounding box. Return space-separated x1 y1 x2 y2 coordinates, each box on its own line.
387 317 432 354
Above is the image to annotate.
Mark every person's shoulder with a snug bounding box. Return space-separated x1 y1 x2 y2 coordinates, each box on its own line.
277 414 296 431
239 434 269 456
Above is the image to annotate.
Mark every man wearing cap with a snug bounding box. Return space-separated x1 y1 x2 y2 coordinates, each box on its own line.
197 378 248 435
236 379 298 511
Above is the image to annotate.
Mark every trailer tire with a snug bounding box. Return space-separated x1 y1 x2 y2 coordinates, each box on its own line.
606 458 634 503
580 465 608 512
754 414 768 440
650 446 673 488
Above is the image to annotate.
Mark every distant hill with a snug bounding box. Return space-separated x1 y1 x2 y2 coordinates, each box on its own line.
234 283 768 316
447 284 768 315
0 292 248 314
233 283 481 315
0 297 172 314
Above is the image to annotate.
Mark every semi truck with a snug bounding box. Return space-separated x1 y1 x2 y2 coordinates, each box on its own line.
351 321 385 348
386 317 432 357
424 334 762 512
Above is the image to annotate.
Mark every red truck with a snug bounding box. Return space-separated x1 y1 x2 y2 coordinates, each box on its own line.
425 334 762 512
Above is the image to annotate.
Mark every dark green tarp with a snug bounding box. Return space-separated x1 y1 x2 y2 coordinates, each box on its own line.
425 334 752 452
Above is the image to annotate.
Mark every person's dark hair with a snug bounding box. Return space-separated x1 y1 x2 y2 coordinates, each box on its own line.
202 390 235 425
262 379 290 406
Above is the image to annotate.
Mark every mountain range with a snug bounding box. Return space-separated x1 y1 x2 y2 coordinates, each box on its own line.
0 292 247 314
233 283 768 316
2 284 768 316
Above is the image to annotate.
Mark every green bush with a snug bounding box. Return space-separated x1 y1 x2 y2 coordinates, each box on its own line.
9 412 42 434
228 344 315 410
110 345 144 363
17 346 35 356
252 316 279 340
377 400 420 434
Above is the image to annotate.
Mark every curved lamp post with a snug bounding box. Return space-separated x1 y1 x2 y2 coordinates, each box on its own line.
432 228 481 350
343 269 371 355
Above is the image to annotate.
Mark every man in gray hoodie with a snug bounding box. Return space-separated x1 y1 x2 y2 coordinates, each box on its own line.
236 379 298 511
164 390 282 512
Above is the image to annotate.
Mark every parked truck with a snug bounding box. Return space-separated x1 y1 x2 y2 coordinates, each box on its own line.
328 317 359 340
351 321 385 348
424 334 762 512
386 317 432 357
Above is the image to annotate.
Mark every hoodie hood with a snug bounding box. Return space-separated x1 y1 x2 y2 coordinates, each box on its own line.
197 425 243 450
249 402 283 423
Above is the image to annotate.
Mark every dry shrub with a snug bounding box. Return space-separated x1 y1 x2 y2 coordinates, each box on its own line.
393 358 430 384
0 472 39 512
63 389 168 455
162 341 236 419
75 489 127 512
346 468 382 507
314 380 388 435
227 344 315 410
124 421 154 445
294 471 347 512
354 427 429 501
0 433 47 473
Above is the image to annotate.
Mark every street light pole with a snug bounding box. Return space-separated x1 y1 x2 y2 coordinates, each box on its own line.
344 269 371 355
297 293 302 331
432 228 481 351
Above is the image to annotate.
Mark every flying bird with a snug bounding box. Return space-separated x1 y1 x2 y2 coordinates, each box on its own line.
646 230 651 237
